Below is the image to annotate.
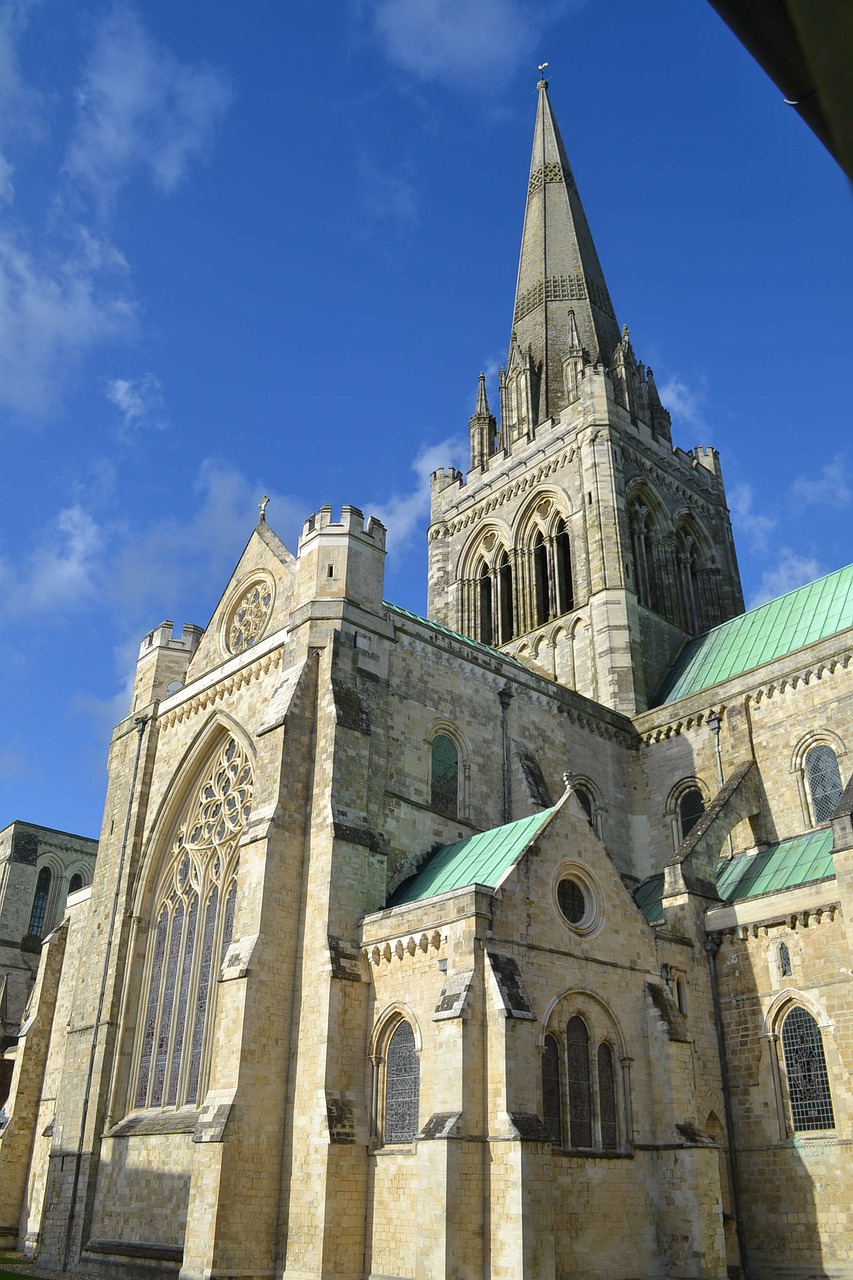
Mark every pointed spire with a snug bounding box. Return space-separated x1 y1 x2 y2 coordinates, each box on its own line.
469 372 497 470
475 370 490 416
509 78 621 423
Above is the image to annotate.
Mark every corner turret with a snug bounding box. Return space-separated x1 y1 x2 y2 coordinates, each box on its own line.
132 620 204 710
468 372 497 470
294 505 386 615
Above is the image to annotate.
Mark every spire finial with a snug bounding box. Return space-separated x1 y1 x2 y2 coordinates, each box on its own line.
537 61 549 88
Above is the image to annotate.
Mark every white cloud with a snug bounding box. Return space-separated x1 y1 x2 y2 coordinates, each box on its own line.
657 373 707 436
66 5 233 212
0 503 104 621
370 436 467 556
0 223 135 414
748 549 822 610
789 455 851 511
729 482 776 553
104 371 166 435
369 0 559 88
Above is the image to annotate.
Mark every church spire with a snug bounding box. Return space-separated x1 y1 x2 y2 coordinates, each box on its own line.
507 77 621 425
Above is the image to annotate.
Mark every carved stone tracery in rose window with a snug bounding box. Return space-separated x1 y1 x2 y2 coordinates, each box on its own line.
134 736 252 1110
227 579 273 655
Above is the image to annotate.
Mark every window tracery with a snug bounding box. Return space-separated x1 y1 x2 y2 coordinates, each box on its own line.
780 1006 835 1132
133 735 251 1110
225 577 273 655
382 1019 420 1144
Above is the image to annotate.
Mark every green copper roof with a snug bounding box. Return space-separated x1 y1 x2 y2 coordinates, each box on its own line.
389 805 557 906
384 601 526 668
634 827 836 924
655 563 853 705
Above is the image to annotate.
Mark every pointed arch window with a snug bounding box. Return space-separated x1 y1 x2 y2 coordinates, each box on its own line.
678 787 705 841
598 1042 618 1150
28 867 51 938
541 1034 562 1145
431 733 459 818
384 1020 420 1144
478 560 493 647
780 1006 835 1132
533 533 549 627
779 942 792 979
498 552 514 643
68 873 84 895
566 1015 592 1148
805 744 842 825
133 736 251 1110
555 519 574 615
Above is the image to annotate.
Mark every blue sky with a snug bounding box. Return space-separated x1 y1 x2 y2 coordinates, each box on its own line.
0 0 851 838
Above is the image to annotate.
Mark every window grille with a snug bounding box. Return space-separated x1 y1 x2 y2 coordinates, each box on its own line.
805 745 843 825
384 1021 419 1144
542 1034 562 1145
781 1006 835 1132
28 867 51 938
558 878 586 925
598 1042 618 1150
566 1016 592 1147
431 734 459 818
779 942 792 978
134 736 250 1110
678 787 705 840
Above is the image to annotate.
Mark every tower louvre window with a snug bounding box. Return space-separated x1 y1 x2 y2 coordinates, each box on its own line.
498 553 514 642
478 561 493 646
555 520 573 614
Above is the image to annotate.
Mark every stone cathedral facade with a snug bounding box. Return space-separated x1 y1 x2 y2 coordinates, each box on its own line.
1 80 853 1280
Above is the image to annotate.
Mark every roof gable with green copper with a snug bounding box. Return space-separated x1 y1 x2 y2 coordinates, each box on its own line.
388 805 558 907
655 563 853 705
634 827 836 925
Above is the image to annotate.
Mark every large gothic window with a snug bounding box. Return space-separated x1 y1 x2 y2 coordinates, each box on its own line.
431 733 459 818
805 744 842 825
27 867 51 938
383 1019 420 1144
133 736 252 1110
780 1006 835 1132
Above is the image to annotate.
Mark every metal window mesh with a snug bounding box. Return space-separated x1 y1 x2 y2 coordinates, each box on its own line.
27 868 51 938
542 1035 562 1145
558 879 586 925
679 788 705 839
806 745 842 825
567 1016 592 1147
598 1042 618 1150
781 1006 835 1132
431 734 459 818
384 1021 419 1144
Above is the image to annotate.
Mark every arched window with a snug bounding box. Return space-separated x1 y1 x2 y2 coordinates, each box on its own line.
541 1034 562 1145
28 867 51 938
555 519 574 615
598 1042 618 1150
133 735 251 1110
498 552 514 643
384 1020 420 1144
575 786 595 828
68 873 84 894
805 744 842 825
533 533 549 626
780 1006 835 1132
431 733 459 818
678 786 705 841
779 942 792 978
566 1015 592 1148
478 560 493 647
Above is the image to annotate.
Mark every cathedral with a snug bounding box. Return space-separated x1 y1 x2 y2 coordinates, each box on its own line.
1 78 852 1280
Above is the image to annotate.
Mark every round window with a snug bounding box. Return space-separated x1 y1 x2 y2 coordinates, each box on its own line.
557 877 586 925
223 575 275 656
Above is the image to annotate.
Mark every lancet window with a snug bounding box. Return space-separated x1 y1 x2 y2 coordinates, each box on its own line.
805 744 842 825
133 735 251 1110
524 515 575 634
472 546 515 646
382 1018 420 1144
431 733 459 818
542 1011 623 1151
780 1006 835 1132
27 867 51 938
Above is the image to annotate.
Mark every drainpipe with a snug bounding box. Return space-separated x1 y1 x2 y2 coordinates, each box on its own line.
498 685 514 823
62 715 148 1270
704 934 750 1279
707 711 734 858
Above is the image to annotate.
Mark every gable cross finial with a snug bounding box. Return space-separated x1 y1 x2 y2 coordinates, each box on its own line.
259 495 270 523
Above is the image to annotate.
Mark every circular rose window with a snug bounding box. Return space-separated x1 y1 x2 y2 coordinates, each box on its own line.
554 865 601 935
557 877 586 925
225 577 274 655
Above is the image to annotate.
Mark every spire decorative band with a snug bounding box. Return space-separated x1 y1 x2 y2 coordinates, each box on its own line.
528 162 575 194
514 273 615 324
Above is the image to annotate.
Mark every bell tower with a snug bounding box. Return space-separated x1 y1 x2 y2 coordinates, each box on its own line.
427 78 743 715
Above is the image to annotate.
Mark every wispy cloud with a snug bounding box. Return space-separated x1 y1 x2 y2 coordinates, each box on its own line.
658 373 707 436
368 0 570 89
729 482 776 553
0 503 104 621
748 549 822 610
370 436 467 556
0 0 47 174
357 153 419 229
789 454 851 511
66 5 233 213
104 371 166 436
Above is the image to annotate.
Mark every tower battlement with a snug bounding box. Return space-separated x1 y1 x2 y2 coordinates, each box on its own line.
299 504 386 551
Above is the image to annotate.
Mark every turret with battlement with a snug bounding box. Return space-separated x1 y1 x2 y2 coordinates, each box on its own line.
294 504 386 616
132 620 204 711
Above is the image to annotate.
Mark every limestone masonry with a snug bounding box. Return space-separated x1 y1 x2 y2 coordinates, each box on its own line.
1 79 852 1280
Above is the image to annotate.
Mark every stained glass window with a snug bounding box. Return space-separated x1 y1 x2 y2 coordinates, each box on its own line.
384 1021 419 1144
805 745 842 825
781 1007 835 1132
598 1042 618 1150
431 734 459 818
542 1034 562 1145
133 736 251 1110
567 1016 592 1147
28 867 52 938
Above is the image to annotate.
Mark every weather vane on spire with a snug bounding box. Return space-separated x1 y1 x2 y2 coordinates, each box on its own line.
538 61 549 83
